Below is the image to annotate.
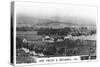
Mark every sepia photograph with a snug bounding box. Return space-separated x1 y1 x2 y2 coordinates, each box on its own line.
13 2 97 64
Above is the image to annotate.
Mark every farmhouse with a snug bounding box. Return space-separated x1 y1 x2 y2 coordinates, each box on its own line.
42 36 54 43
54 36 65 42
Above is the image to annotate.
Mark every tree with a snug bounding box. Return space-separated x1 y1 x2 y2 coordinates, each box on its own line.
34 46 44 53
16 37 23 49
43 45 57 56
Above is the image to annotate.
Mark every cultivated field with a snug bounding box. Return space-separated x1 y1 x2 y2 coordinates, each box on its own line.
16 31 96 63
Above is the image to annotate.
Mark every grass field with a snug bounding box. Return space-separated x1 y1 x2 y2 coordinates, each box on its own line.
16 31 43 41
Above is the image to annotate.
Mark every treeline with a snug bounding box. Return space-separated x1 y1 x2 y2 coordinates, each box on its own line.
37 27 96 36
37 27 71 36
16 26 96 36
16 26 36 31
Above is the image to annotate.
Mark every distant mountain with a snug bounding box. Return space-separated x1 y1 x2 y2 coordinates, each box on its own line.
16 14 96 29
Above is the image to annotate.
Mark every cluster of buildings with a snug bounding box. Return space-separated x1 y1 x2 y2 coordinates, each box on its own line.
22 35 73 43
22 34 95 44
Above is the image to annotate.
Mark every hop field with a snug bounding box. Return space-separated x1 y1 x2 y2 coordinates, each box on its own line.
16 31 96 63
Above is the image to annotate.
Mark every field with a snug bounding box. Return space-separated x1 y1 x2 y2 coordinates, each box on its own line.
16 31 96 64
16 31 43 41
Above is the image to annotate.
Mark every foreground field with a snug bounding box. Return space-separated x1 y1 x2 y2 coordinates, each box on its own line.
16 31 96 63
16 38 96 63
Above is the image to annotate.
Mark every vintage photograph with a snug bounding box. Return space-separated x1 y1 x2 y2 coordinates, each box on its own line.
15 2 97 64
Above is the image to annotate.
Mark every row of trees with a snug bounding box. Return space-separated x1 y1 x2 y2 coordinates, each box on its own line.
37 27 71 36
37 27 96 36
16 26 35 31
16 26 96 36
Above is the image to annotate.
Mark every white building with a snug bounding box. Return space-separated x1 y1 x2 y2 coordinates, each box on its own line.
42 36 54 43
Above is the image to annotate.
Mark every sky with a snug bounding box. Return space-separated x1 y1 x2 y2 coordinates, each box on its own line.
15 2 97 25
